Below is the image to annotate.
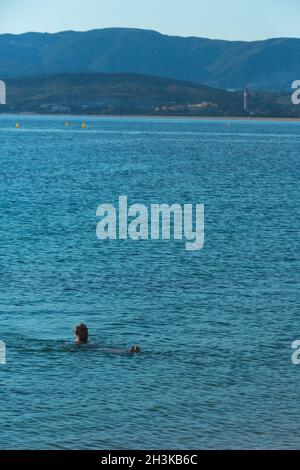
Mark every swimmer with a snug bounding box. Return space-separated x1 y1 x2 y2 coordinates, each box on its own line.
74 324 141 353
74 323 89 344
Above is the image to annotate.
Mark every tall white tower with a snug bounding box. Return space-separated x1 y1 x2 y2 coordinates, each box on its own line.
244 88 248 112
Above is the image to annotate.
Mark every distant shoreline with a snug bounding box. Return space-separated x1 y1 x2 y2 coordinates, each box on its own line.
1 113 300 123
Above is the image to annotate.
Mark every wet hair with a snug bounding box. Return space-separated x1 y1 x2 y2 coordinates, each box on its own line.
75 323 89 343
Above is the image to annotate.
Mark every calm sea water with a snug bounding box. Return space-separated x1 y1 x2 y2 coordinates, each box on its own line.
0 115 299 449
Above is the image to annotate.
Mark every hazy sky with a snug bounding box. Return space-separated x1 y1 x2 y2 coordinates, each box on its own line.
0 0 298 40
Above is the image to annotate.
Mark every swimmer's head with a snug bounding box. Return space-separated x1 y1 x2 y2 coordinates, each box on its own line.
75 323 89 344
130 345 141 354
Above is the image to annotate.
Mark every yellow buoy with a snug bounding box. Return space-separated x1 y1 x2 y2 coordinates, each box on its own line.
16 122 21 129
81 122 87 129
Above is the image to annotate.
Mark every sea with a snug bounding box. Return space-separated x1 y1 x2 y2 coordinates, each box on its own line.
0 115 299 449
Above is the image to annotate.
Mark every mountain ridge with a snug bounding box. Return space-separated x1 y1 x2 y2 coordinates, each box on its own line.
2 27 299 43
0 28 299 90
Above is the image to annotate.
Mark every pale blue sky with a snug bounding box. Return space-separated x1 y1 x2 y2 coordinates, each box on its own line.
0 0 297 40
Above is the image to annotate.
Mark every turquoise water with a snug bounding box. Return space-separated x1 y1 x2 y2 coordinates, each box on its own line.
0 115 299 449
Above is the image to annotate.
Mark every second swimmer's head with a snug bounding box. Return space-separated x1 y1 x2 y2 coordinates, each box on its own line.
75 323 89 344
130 345 141 354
